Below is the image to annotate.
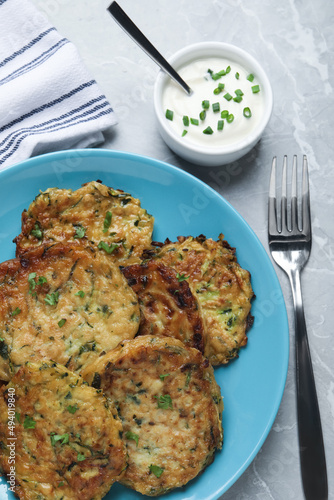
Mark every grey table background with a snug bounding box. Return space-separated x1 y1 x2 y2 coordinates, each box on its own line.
30 0 334 499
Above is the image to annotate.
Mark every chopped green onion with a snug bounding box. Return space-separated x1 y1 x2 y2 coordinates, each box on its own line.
126 431 139 446
221 110 229 119
11 307 21 316
98 241 118 254
159 373 170 380
223 93 233 101
75 290 85 298
235 72 240 79
31 224 43 240
233 95 243 103
182 115 189 126
209 69 227 80
252 84 260 93
50 433 69 446
217 120 224 131
176 272 189 282
243 107 252 118
226 65 231 74
165 109 173 121
190 118 199 126
182 130 188 137
73 225 86 239
247 73 255 82
227 114 234 123
203 126 214 135
235 89 244 96
202 100 210 109
24 416 36 429
149 464 164 478
77 453 86 462
199 110 206 121
214 82 225 94
58 319 66 328
28 272 37 294
155 394 173 409
45 292 59 306
103 211 112 233
26 278 43 299
212 102 220 113
67 405 78 414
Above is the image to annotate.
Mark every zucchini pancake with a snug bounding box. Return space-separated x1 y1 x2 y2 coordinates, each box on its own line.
0 243 140 381
82 336 223 497
0 362 126 499
121 260 206 353
14 180 154 265
145 234 254 366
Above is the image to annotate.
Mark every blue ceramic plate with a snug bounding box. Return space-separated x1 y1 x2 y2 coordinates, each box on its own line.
0 149 289 500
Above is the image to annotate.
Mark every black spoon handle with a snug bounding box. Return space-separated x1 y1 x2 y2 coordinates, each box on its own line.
107 2 192 95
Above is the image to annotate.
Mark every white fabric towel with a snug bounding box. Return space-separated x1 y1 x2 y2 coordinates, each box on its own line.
0 0 117 169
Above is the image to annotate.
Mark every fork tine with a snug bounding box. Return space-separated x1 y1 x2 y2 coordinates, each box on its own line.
302 155 311 237
291 155 298 232
269 156 278 234
281 155 288 233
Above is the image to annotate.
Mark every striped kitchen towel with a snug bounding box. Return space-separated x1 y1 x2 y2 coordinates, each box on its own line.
0 0 117 169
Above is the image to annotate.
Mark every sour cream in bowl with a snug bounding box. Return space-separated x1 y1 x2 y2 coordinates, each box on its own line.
154 42 273 166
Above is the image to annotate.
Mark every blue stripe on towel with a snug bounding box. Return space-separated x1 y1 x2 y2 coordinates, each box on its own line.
0 101 112 155
0 95 109 149
0 80 97 134
0 27 56 68
0 107 113 165
0 38 69 86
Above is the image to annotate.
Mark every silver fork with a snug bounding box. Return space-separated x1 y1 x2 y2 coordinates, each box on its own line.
268 155 328 500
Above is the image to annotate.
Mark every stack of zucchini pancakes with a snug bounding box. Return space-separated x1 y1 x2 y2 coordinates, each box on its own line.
0 180 254 499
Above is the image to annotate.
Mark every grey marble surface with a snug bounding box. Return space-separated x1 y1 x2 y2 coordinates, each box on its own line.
30 1 334 499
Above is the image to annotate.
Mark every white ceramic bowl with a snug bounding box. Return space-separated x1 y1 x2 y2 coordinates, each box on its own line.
154 42 273 166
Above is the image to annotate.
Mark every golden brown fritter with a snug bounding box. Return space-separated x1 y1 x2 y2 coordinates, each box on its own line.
0 362 126 500
121 260 206 353
14 180 154 264
0 243 140 381
82 336 223 497
145 234 254 365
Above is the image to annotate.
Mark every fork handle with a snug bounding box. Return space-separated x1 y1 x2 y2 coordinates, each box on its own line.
289 269 328 500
